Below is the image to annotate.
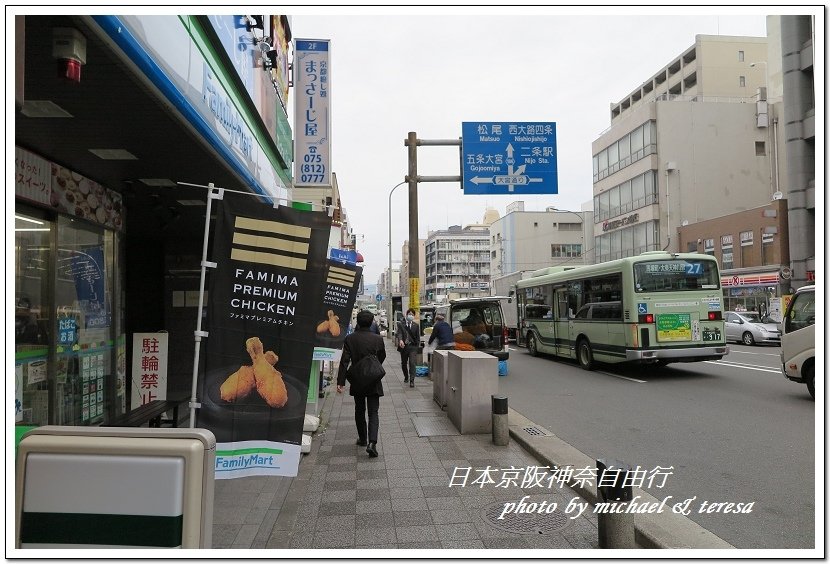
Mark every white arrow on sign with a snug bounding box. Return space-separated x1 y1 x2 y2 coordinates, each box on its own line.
468 142 544 188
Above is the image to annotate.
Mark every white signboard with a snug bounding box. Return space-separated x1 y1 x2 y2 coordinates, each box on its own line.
131 332 169 407
293 39 331 187
768 298 783 323
15 146 51 206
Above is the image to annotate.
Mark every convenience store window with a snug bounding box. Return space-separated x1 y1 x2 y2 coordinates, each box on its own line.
55 215 115 425
15 210 53 426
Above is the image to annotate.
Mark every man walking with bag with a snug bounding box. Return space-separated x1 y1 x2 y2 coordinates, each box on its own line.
337 310 386 457
396 308 420 387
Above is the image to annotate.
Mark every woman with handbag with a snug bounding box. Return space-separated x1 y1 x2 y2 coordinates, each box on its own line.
396 308 420 387
337 310 387 457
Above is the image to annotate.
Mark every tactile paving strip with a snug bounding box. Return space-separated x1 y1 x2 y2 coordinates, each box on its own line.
411 415 460 437
481 499 570 534
405 399 443 413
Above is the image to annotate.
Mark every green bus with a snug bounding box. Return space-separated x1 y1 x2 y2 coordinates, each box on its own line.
515 251 729 369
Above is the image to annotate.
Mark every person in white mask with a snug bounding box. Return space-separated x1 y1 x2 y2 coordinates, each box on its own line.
396 308 419 387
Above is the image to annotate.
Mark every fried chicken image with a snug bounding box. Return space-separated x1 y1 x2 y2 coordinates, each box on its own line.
253 349 288 408
218 338 287 407
219 365 256 402
316 310 341 337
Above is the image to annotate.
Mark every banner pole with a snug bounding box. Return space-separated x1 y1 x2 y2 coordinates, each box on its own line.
189 184 222 428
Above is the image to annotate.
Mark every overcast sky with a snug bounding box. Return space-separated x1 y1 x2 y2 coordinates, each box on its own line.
289 7 777 286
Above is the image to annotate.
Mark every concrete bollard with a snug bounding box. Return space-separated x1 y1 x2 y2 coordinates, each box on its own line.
491 395 509 446
596 458 636 549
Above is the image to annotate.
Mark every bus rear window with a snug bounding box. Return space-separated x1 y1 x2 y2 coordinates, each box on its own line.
633 260 720 292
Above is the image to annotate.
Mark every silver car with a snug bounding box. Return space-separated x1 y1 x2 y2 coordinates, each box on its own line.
725 311 781 345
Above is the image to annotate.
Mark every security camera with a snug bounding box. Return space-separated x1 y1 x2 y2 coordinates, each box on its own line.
258 40 271 54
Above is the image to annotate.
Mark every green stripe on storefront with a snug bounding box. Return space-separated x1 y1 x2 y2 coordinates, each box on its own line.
179 16 292 181
216 448 283 456
20 512 183 547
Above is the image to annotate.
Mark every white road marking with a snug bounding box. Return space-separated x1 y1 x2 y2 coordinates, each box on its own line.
704 360 781 374
596 370 647 383
726 349 781 358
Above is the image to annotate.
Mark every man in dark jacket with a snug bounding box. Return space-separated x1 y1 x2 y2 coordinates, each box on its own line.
396 308 420 387
428 312 455 350
337 310 386 457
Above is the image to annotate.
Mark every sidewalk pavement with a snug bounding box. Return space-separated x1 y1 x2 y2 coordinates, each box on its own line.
212 338 600 551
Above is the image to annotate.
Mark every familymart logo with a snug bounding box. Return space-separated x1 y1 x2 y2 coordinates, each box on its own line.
215 447 283 472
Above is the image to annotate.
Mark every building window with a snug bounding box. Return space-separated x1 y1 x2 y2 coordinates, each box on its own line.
704 238 715 257
592 121 656 182
739 75 746 88
740 230 754 268
551 244 582 258
761 233 774 266
721 234 734 270
755 141 765 156
722 251 734 270
738 50 745 62
687 241 698 252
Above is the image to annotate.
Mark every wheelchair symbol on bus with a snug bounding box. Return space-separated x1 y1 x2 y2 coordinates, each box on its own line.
638 303 647 314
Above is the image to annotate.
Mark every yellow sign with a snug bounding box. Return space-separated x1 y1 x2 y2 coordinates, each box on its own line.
409 278 420 310
656 313 692 342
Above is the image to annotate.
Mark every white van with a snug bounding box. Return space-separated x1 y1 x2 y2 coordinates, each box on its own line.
781 285 816 398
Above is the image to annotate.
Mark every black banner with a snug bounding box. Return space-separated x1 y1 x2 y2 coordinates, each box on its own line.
314 260 363 354
196 193 330 475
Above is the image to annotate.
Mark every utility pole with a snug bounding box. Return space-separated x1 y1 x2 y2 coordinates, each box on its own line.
406 132 420 312
403 132 462 314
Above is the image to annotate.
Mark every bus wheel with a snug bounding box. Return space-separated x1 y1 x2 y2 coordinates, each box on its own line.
527 333 538 357
805 364 815 399
577 339 594 371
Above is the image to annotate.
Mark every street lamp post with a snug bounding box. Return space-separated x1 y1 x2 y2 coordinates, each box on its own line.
388 180 406 337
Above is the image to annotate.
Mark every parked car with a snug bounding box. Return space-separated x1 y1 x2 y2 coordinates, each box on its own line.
434 297 509 360
781 285 816 398
724 311 781 345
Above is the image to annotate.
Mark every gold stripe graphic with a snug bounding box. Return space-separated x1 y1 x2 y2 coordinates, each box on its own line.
329 266 354 276
233 232 309 255
235 216 311 239
326 277 352 286
231 248 307 270
327 272 355 283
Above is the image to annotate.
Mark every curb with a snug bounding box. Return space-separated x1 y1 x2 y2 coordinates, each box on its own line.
506 407 735 550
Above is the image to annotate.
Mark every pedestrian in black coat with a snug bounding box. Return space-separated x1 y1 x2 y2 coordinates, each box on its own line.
396 308 420 387
337 310 386 457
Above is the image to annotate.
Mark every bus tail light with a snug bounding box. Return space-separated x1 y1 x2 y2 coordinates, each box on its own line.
638 313 654 324
503 326 509 348
707 312 722 321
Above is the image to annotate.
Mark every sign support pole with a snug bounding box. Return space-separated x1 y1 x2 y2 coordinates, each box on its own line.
403 134 463 314
188 184 223 428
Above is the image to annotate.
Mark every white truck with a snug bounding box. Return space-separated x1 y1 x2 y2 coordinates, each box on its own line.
491 271 532 342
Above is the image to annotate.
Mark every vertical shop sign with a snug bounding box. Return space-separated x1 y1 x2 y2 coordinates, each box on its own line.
197 192 330 478
313 261 363 361
293 39 331 187
131 333 169 407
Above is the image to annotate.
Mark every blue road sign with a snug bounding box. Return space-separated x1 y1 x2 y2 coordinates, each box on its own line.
330 248 357 265
461 122 558 195
376 294 383 302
